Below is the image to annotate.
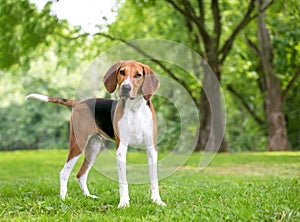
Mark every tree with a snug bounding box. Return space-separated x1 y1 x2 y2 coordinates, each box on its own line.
150 0 274 151
92 0 275 152
227 0 300 150
0 0 89 150
256 0 288 150
0 0 56 70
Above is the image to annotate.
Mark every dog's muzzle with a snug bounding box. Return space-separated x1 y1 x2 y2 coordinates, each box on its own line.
120 84 132 98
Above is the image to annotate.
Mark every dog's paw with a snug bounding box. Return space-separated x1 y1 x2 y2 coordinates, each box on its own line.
117 199 130 208
87 194 99 199
60 191 67 201
152 198 167 206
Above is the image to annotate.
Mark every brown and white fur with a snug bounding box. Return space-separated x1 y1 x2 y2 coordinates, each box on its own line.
26 61 166 208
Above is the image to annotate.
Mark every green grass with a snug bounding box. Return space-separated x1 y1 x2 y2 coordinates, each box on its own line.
0 150 299 221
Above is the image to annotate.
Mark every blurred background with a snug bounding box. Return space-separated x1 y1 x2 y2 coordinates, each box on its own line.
0 0 299 152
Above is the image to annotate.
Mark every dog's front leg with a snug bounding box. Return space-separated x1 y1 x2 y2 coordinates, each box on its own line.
116 142 130 208
147 147 166 206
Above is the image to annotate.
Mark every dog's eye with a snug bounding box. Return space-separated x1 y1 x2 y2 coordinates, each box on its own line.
135 73 142 78
119 70 125 76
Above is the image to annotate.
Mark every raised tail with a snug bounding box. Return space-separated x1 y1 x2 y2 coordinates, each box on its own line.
26 93 79 108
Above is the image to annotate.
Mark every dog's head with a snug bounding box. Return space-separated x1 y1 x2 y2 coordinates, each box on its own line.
103 61 159 100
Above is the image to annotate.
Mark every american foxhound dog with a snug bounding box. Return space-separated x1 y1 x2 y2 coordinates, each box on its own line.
26 60 166 208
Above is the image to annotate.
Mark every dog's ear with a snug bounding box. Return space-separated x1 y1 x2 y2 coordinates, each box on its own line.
142 65 160 100
103 62 123 93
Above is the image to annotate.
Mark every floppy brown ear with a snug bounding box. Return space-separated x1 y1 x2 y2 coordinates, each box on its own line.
142 65 160 100
103 62 123 93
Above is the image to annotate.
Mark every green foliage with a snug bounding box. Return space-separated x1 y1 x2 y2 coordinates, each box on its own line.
0 0 299 151
224 91 267 151
0 0 89 71
223 0 300 150
0 65 75 151
0 150 299 220
110 0 190 43
107 0 299 151
0 102 68 150
285 85 300 149
0 43 83 151
0 0 90 150
0 0 58 70
269 1 300 150
152 96 181 153
269 0 300 77
222 32 267 150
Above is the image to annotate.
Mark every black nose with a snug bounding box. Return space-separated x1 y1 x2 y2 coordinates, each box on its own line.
121 84 131 93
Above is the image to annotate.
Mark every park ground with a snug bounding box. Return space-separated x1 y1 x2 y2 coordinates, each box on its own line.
0 150 299 221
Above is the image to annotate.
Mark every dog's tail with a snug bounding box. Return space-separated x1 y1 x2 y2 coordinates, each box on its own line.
26 93 79 108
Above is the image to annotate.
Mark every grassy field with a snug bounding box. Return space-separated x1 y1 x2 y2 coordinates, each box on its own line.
0 150 299 221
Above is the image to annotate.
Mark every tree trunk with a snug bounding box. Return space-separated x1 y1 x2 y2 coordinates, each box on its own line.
196 58 228 152
198 89 228 152
265 84 289 151
257 0 289 151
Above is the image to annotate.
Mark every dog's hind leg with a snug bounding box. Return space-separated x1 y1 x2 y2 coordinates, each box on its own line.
59 125 83 200
77 135 102 198
60 150 82 200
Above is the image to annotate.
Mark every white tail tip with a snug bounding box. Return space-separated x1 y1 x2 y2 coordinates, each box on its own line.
26 93 49 102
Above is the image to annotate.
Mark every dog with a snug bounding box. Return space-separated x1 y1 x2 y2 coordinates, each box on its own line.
26 60 166 208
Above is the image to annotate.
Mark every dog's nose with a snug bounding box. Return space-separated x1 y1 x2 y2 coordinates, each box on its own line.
121 84 132 93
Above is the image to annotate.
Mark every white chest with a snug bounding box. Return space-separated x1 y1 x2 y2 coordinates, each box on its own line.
118 99 154 147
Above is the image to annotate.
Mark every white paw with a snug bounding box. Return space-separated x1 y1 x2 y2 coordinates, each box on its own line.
152 198 166 206
86 194 99 199
117 199 130 208
60 191 67 201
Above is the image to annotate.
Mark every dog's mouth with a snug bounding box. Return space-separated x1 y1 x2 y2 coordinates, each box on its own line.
120 95 135 100
120 93 135 100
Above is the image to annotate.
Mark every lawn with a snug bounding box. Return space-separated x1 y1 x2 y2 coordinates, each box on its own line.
0 150 299 221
